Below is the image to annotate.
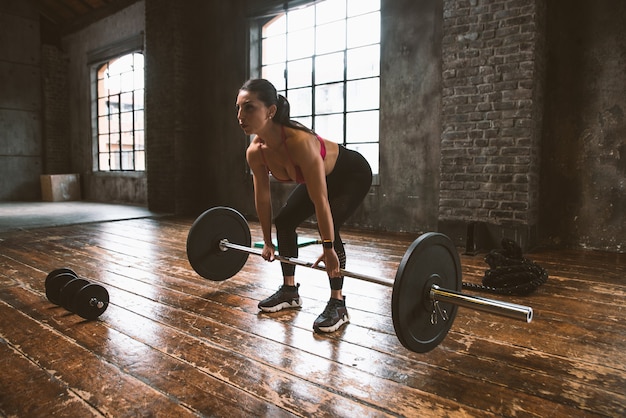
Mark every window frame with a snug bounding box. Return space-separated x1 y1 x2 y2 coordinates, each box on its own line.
248 1 381 183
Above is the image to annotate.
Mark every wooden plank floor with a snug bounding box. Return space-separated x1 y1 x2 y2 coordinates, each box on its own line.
0 216 624 417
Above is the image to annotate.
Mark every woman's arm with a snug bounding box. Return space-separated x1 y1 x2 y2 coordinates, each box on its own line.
246 141 275 260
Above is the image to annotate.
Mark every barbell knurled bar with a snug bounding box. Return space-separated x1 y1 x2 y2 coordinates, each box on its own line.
186 206 534 353
219 240 395 287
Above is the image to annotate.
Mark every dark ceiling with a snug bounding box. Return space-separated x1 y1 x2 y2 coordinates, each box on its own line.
32 0 140 35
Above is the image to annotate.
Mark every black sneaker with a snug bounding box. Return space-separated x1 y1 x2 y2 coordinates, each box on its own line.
258 284 302 312
313 296 349 333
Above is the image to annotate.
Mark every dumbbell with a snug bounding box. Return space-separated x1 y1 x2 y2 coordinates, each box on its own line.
45 268 109 320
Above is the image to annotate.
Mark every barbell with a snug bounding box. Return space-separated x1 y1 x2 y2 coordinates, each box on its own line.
186 206 533 353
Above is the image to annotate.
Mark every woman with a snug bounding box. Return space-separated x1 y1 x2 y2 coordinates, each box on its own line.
237 79 372 333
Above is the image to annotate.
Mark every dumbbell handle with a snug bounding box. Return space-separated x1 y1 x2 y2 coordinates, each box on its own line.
90 298 105 309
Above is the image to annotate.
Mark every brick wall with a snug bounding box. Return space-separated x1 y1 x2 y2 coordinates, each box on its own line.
439 0 542 240
41 44 71 174
440 0 545 247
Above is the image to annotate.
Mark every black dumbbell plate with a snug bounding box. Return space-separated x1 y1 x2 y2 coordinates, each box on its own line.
45 269 78 305
60 278 90 312
74 284 110 320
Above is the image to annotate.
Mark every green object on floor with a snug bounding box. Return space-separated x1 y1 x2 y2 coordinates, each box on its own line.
253 237 320 249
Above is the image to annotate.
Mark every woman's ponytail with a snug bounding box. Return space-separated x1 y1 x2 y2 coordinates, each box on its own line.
274 94 290 124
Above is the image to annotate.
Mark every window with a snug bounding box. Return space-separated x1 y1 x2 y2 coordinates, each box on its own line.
96 52 145 171
255 0 381 176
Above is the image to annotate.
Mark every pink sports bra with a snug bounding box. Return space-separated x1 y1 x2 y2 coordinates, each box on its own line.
259 126 326 184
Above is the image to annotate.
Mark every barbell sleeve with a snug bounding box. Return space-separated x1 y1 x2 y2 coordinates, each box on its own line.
430 285 533 323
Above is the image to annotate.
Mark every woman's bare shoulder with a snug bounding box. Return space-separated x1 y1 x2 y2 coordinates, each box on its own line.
246 136 264 161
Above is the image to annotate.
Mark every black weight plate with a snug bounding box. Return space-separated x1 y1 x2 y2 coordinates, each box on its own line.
391 232 462 353
74 284 109 320
45 269 78 305
186 207 251 281
60 278 90 312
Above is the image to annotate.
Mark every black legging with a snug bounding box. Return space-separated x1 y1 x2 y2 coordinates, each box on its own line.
274 146 372 288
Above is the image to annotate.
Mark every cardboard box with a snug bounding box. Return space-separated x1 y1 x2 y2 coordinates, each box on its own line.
40 174 82 202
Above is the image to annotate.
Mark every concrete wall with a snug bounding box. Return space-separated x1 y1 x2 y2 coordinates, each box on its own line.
0 0 41 201
541 0 626 252
371 0 444 232
41 43 71 175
